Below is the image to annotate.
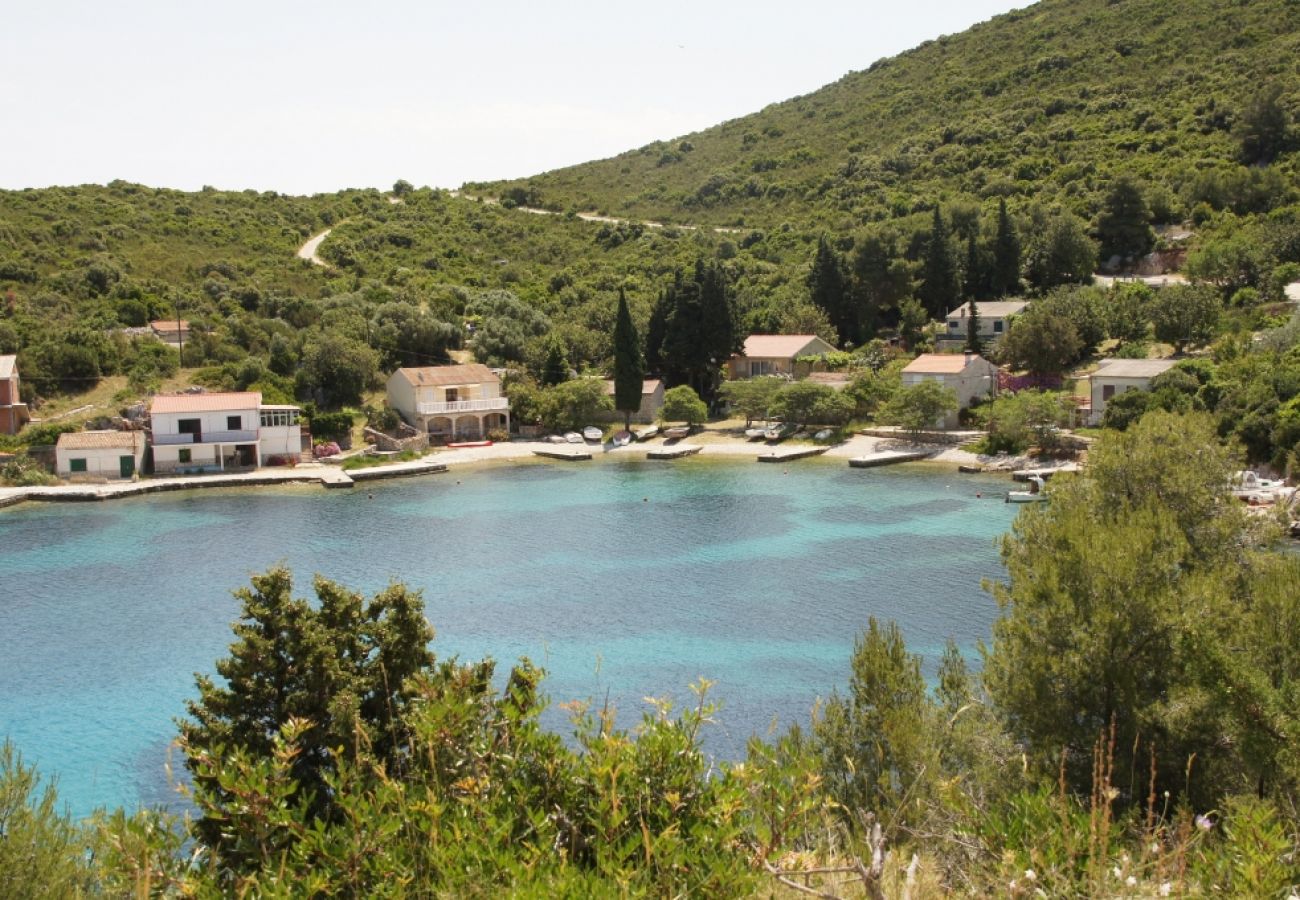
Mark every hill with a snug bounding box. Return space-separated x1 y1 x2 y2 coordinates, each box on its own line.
472 0 1300 229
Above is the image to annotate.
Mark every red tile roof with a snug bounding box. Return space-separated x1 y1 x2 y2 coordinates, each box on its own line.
56 430 145 450
603 378 662 396
739 335 835 359
393 364 499 387
150 391 261 413
902 353 987 374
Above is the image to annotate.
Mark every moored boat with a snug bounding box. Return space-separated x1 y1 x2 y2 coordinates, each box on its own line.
663 425 690 440
633 424 660 441
612 430 633 447
564 432 584 444
1006 475 1048 503
583 426 604 442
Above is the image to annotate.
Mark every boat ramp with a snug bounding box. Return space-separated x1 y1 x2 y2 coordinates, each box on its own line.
532 447 592 461
848 449 932 468
647 444 703 460
757 446 830 463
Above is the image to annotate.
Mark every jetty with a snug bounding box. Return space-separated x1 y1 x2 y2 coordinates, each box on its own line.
848 449 931 468
532 447 592 461
647 444 702 460
757 446 829 463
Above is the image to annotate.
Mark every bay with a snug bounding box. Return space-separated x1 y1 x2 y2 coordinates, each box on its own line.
0 459 1017 819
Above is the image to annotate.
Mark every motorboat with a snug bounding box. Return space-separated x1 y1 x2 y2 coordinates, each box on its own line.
612 430 633 447
663 426 691 440
1006 475 1048 503
564 432 584 444
583 426 604 442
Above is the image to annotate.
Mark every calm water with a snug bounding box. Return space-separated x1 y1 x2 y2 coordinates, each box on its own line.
0 458 1017 819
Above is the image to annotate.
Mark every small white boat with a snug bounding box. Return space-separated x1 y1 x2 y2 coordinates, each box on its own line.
814 428 834 442
663 426 690 440
546 434 566 444
745 427 767 440
634 424 660 441
583 426 604 442
1006 475 1048 504
564 432 584 444
765 422 797 441
612 430 633 447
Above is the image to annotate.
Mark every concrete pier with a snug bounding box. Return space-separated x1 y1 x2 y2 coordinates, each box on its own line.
848 450 931 468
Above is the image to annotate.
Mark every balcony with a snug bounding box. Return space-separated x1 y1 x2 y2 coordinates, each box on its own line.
154 429 259 445
415 397 509 415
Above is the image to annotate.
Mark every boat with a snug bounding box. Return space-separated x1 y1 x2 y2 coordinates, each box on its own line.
546 434 566 444
765 422 798 442
744 427 767 440
564 432 584 444
1006 475 1048 504
663 426 690 440
633 424 660 441
813 428 834 442
612 430 633 447
583 426 604 442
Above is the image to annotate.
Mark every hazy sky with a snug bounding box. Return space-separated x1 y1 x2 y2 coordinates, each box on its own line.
2 1 1027 195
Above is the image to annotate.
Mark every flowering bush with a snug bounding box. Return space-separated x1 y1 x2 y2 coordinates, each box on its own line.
312 441 341 459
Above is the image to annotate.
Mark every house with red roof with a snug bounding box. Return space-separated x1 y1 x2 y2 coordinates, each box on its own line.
727 335 837 380
149 391 303 473
900 352 999 428
56 430 147 480
386 364 509 441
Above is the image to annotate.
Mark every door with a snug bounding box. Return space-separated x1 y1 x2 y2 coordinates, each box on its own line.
119 455 135 478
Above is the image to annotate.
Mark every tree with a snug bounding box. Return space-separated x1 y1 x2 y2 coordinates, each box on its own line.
659 384 708 426
1236 85 1290 166
883 379 958 433
964 298 983 355
992 198 1021 297
1106 282 1153 344
659 261 738 401
297 332 380 407
849 228 913 336
770 381 853 428
898 297 929 351
963 230 994 301
179 567 435 854
370 301 458 368
392 179 414 197
1095 174 1155 264
1001 307 1082 377
537 378 612 432
1149 284 1220 352
466 290 550 366
808 236 855 346
1039 285 1107 356
918 207 960 317
541 338 570 387
612 289 645 429
719 377 783 427
1024 213 1097 290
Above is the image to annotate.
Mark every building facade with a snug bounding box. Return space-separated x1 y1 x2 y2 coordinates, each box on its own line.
150 392 303 473
0 355 30 436
386 364 510 441
938 301 1028 349
56 430 147 480
1088 358 1177 425
727 335 838 380
900 352 999 429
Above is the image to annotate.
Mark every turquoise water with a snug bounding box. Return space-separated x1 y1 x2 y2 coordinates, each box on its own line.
0 459 1017 819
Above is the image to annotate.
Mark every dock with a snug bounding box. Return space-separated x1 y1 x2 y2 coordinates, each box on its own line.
757 446 829 463
349 460 447 482
1011 464 1079 482
848 450 931 468
532 448 592 461
647 444 702 460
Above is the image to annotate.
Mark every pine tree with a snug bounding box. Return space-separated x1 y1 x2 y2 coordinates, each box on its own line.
1096 174 1154 264
992 198 1021 297
964 298 984 355
918 207 959 318
807 236 854 346
541 338 569 387
612 288 645 429
660 260 738 402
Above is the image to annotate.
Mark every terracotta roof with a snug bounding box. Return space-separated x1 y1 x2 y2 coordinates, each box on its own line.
150 391 261 413
56 430 145 451
945 300 1029 319
602 378 662 396
1093 359 1178 379
393 364 499 387
0 354 15 379
739 334 835 359
150 319 190 331
902 353 988 374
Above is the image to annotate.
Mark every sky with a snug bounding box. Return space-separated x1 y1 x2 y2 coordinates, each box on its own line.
1 0 1028 196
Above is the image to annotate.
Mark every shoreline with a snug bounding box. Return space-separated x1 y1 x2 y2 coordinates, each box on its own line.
0 431 1071 511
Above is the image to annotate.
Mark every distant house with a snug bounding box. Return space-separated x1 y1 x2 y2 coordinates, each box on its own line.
938 300 1028 349
728 335 838 380
0 354 29 436
1088 358 1177 425
387 364 509 441
56 430 146 480
901 352 999 429
600 378 665 424
150 319 191 346
150 391 303 473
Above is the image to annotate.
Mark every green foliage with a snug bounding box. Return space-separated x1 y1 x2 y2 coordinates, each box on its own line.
0 741 94 897
1235 85 1292 166
919 207 959 318
0 454 56 487
1095 174 1155 263
1001 305 1083 376
306 408 355 441
964 297 983 355
770 380 854 427
611 288 644 427
657 260 738 401
467 289 550 366
807 235 854 345
539 336 570 387
883 378 958 433
537 377 612 431
297 332 380 408
659 384 708 425
719 376 783 426
977 389 1073 454
1149 283 1221 351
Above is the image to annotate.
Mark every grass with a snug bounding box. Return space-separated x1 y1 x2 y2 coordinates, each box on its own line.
340 449 427 471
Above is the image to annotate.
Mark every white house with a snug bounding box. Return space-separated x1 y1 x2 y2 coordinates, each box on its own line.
387 364 509 441
600 378 664 424
901 352 999 429
1088 358 1177 425
939 300 1028 349
728 335 838 379
56 430 146 480
149 392 303 473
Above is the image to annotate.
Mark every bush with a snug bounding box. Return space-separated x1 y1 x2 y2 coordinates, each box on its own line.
308 410 355 442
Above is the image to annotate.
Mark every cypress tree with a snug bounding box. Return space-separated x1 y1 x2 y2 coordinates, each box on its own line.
992 198 1021 297
965 299 984 355
541 339 569 387
808 235 854 346
919 207 959 318
612 288 645 430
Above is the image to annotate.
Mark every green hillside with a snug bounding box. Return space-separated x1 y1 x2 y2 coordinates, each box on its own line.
474 0 1300 228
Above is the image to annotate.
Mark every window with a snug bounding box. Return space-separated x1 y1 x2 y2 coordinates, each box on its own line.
993 320 1004 334
948 320 959 331
260 409 300 428
69 458 87 473
748 360 775 377
227 415 242 430
179 448 192 463
1102 385 1115 401
178 418 200 436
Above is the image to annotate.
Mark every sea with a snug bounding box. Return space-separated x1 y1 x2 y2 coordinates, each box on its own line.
0 458 1018 820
